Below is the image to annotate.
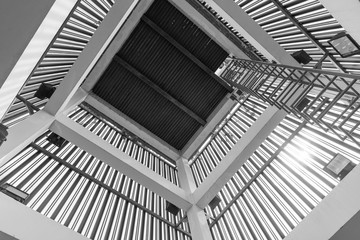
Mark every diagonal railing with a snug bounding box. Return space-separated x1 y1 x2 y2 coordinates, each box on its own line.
221 58 360 147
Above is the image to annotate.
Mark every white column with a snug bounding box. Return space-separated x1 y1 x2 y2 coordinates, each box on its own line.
0 110 55 168
187 205 214 240
284 163 360 240
0 193 88 240
0 0 77 119
181 95 235 159
177 157 213 240
50 113 192 210
44 0 140 116
177 158 197 194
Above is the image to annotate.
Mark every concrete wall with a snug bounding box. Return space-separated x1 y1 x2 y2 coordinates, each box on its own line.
0 231 19 240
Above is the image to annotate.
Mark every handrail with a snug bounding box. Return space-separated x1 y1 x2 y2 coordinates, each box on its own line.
221 58 360 147
230 57 360 80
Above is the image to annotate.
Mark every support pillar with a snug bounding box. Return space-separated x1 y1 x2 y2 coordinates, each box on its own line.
187 205 213 240
177 158 213 239
52 87 88 117
177 158 197 193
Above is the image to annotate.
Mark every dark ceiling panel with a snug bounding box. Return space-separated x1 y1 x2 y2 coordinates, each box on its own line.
118 20 227 119
145 0 228 72
93 61 201 149
0 232 19 240
93 0 229 150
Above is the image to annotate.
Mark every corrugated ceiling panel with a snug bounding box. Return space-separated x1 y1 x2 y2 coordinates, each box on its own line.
145 0 229 72
93 61 201 150
94 0 229 150
118 20 228 119
195 0 268 61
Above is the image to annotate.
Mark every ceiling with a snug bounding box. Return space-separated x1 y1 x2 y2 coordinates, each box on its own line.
92 0 231 150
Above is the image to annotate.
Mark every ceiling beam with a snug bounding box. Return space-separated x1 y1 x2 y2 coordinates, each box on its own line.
44 0 140 116
141 15 233 92
50 113 192 210
269 0 347 73
84 93 180 161
176 158 213 239
81 98 178 163
113 55 207 126
181 94 235 159
81 0 155 92
167 0 248 59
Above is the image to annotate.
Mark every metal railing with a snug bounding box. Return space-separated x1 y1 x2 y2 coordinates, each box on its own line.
221 58 360 147
67 103 180 185
0 131 191 239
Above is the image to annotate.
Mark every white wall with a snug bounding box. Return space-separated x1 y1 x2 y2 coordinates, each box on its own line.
319 0 360 48
0 0 56 87
330 210 360 240
0 0 78 120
